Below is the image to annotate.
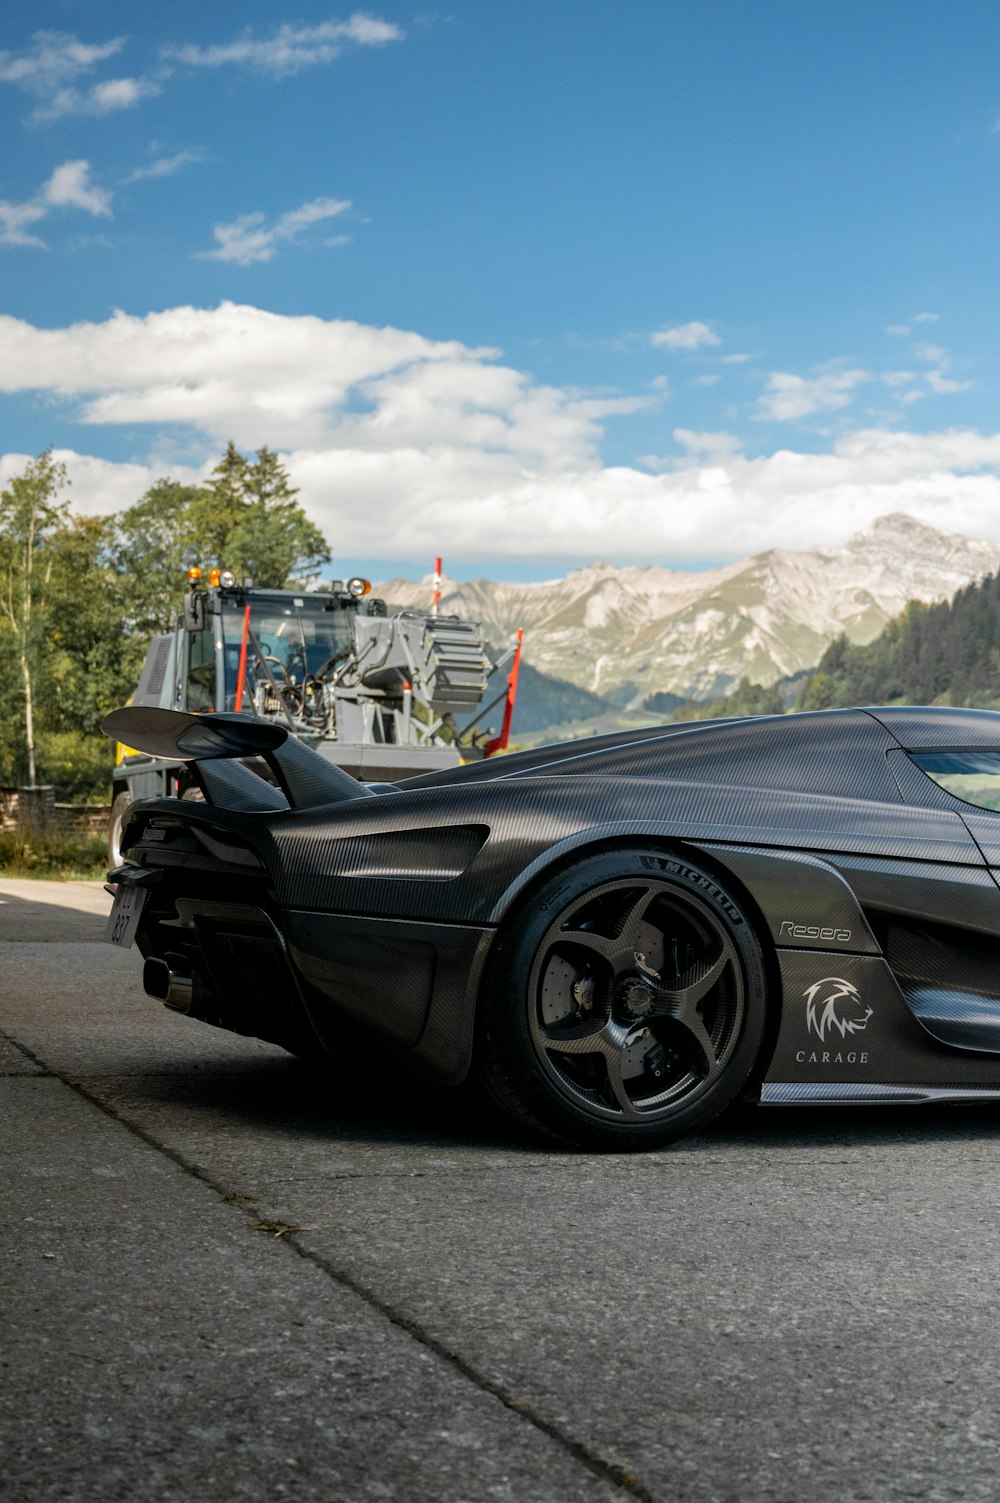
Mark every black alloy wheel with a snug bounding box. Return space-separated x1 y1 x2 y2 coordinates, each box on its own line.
475 849 768 1150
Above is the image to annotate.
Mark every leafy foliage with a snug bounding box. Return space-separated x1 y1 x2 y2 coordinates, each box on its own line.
183 442 329 587
0 827 106 879
0 444 332 799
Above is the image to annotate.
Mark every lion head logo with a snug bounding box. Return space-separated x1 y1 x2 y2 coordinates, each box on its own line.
804 977 873 1042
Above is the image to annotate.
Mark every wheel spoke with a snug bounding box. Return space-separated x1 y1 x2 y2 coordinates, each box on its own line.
616 886 660 951
653 948 729 1014
555 886 660 968
552 928 619 964
672 1009 719 1080
604 1048 642 1120
645 947 730 1077
540 1017 629 1057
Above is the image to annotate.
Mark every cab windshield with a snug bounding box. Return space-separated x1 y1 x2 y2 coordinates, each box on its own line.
220 598 354 710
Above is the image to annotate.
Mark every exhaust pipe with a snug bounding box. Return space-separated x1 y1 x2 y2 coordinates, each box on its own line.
143 957 194 1014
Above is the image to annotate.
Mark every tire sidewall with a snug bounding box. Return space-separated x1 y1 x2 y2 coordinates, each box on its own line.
107 789 133 870
477 846 768 1149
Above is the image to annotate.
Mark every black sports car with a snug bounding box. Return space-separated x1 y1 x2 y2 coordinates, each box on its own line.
103 703 1000 1150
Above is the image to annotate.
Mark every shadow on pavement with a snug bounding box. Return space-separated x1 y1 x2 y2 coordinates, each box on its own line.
0 880 110 942
84 1038 1000 1160
98 1047 557 1155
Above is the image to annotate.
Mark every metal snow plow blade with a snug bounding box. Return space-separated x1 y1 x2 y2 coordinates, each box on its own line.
101 707 375 811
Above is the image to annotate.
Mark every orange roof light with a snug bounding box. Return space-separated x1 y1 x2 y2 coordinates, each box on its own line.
186 566 202 583
208 567 222 587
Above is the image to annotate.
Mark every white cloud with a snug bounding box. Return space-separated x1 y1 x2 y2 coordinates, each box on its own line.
196 198 351 265
720 352 753 364
0 301 638 465
673 430 744 460
914 342 947 364
926 370 973 395
0 31 158 124
882 371 914 388
32 75 160 124
0 449 206 517
888 314 939 337
758 368 869 422
0 159 111 248
650 320 721 351
0 201 47 249
42 160 112 217
4 302 1000 563
21 426 1000 565
0 31 124 89
165 14 403 77
124 150 202 184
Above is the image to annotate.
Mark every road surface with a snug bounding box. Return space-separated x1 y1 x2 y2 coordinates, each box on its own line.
2 879 999 1501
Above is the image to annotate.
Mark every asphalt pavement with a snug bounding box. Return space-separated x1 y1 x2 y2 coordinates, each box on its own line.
3 879 1000 1501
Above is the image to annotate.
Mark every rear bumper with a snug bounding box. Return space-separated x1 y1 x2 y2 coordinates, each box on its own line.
126 870 494 1085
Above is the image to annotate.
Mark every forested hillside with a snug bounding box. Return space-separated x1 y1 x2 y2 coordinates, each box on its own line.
646 679 784 722
799 571 1000 711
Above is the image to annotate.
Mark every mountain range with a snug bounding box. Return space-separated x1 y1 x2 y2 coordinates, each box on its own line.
379 514 1000 733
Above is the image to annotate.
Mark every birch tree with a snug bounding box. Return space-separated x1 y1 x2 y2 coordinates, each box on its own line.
0 451 69 786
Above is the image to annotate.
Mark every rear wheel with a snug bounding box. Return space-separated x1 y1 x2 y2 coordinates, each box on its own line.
474 849 768 1150
107 790 132 870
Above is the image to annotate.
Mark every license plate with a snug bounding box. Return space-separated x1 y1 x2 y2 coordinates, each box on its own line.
106 883 149 948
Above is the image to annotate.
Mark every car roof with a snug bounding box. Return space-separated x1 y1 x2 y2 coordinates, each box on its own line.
402 705 1000 804
864 706 1000 749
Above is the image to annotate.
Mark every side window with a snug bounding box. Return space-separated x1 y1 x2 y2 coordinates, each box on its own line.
186 628 217 712
911 751 1000 812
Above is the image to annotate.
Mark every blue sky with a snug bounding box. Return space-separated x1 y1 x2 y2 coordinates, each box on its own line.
3 1 1000 579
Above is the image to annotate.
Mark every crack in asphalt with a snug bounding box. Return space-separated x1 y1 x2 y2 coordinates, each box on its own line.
1 1024 658 1503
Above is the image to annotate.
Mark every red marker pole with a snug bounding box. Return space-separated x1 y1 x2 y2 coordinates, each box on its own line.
431 556 442 616
233 604 251 711
486 628 523 757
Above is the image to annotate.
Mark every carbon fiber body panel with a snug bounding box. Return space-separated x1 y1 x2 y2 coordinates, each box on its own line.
761 1081 1000 1104
283 911 491 1079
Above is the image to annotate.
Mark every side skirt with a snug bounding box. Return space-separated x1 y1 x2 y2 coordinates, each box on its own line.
762 1081 1000 1105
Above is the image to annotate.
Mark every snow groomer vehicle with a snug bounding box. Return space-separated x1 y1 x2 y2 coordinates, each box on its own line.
109 564 522 863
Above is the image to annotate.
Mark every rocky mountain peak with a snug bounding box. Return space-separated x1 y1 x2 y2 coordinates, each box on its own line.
378 513 1000 719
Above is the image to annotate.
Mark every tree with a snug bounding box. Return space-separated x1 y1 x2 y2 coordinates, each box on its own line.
0 452 70 786
110 479 204 635
796 572 1000 713
185 442 329 586
657 676 785 723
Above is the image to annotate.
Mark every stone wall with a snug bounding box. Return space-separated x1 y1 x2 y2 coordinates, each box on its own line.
0 787 110 837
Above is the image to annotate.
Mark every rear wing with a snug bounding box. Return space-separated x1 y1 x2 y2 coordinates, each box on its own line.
102 707 376 812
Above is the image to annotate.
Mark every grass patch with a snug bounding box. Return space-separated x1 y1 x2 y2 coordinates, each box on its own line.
0 828 107 880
